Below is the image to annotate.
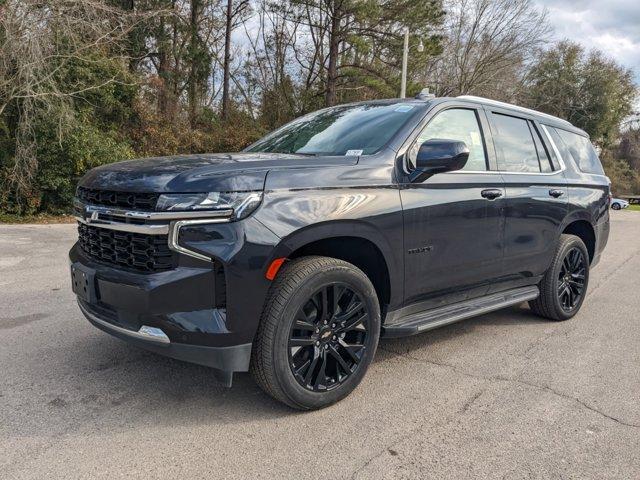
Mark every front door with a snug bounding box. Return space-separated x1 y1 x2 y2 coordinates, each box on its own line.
400 106 505 308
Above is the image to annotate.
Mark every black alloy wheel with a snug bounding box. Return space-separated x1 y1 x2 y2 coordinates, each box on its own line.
529 234 590 321
251 256 380 410
288 283 369 392
557 247 586 312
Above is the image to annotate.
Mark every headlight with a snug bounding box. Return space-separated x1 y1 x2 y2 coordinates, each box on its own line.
156 191 263 220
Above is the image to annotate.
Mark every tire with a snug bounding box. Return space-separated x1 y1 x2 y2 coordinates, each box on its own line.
529 234 590 321
612 203 621 210
250 256 381 410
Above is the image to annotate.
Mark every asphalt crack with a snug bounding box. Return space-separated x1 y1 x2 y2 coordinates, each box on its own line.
379 346 640 429
348 399 470 480
349 381 487 479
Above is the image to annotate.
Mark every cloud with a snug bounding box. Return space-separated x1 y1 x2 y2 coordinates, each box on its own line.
536 0 640 83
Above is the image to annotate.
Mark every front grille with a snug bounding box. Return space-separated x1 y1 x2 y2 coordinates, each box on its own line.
77 187 159 211
78 223 174 273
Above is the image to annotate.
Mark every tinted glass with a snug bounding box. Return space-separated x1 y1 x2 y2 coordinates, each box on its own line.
530 122 553 172
554 128 604 175
410 108 487 171
540 125 562 170
246 103 422 156
491 113 541 173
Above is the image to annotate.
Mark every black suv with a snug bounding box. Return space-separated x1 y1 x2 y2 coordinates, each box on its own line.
70 95 610 409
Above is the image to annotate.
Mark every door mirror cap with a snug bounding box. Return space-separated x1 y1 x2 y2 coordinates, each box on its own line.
409 139 470 182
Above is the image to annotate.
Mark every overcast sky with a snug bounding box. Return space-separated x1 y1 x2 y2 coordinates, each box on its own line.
535 0 640 82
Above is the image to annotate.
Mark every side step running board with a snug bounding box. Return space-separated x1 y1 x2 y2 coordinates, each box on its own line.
383 286 539 338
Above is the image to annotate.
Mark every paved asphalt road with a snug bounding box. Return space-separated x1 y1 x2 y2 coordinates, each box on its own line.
1 213 639 479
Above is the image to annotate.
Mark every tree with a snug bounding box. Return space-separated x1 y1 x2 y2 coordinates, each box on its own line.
0 0 140 212
523 41 637 148
221 0 250 120
285 0 444 108
426 0 550 101
187 0 215 127
618 124 640 172
239 1 301 128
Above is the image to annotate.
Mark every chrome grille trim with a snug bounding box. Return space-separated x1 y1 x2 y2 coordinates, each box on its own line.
75 216 170 235
74 198 234 264
168 218 230 262
74 199 233 222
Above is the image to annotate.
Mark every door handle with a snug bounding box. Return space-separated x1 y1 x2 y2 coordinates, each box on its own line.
481 189 503 200
549 189 565 198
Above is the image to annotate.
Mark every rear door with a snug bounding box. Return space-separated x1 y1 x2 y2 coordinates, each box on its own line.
484 108 568 289
400 103 506 308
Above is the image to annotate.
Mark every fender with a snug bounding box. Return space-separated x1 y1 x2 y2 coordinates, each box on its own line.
559 208 595 234
274 220 403 303
256 219 404 310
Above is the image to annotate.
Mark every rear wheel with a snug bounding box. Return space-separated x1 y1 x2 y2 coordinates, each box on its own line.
612 203 621 210
250 256 380 410
529 234 589 321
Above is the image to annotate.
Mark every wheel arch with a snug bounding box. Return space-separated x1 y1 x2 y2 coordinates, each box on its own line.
561 218 596 263
271 221 402 315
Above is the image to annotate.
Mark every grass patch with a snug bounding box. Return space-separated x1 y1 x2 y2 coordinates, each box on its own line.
0 213 76 224
626 204 640 212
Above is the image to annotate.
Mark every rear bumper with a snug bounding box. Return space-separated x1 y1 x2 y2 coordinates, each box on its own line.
591 214 610 268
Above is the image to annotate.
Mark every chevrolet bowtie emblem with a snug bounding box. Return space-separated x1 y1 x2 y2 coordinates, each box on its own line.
85 206 99 222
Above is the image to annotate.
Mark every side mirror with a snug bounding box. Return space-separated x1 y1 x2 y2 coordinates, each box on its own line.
409 139 470 182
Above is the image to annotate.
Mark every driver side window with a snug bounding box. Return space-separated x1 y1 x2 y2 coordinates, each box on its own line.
408 108 488 171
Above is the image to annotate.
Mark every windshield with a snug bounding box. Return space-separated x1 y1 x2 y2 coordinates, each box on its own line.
246 103 424 156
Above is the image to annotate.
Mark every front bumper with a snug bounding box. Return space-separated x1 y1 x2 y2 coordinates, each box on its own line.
79 299 251 381
69 206 282 383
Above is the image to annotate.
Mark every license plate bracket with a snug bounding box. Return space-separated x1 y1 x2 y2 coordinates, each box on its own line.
70 263 97 303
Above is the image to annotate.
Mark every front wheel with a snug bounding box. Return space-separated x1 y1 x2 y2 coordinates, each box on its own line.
611 203 621 210
250 256 380 410
529 234 590 321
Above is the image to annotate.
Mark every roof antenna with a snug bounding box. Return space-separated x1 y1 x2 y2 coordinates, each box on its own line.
415 87 435 100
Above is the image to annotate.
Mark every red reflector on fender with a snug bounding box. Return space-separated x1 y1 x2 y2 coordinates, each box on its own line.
266 258 287 280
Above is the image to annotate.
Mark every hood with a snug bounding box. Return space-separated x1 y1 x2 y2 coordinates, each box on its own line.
79 152 358 193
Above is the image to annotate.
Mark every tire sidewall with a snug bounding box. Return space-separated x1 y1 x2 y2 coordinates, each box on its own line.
549 236 590 320
271 264 380 409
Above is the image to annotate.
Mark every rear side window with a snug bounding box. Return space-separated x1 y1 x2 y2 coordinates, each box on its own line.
553 128 604 175
491 113 542 173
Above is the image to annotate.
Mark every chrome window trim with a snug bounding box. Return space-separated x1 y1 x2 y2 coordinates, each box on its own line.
168 218 230 262
540 124 567 172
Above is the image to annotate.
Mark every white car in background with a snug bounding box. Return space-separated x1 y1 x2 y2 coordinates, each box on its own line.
610 198 629 210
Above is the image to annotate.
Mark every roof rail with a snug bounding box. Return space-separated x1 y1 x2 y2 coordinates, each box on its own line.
457 95 573 127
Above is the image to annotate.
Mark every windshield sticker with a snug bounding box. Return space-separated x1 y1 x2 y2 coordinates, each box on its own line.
395 105 414 112
346 149 363 156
